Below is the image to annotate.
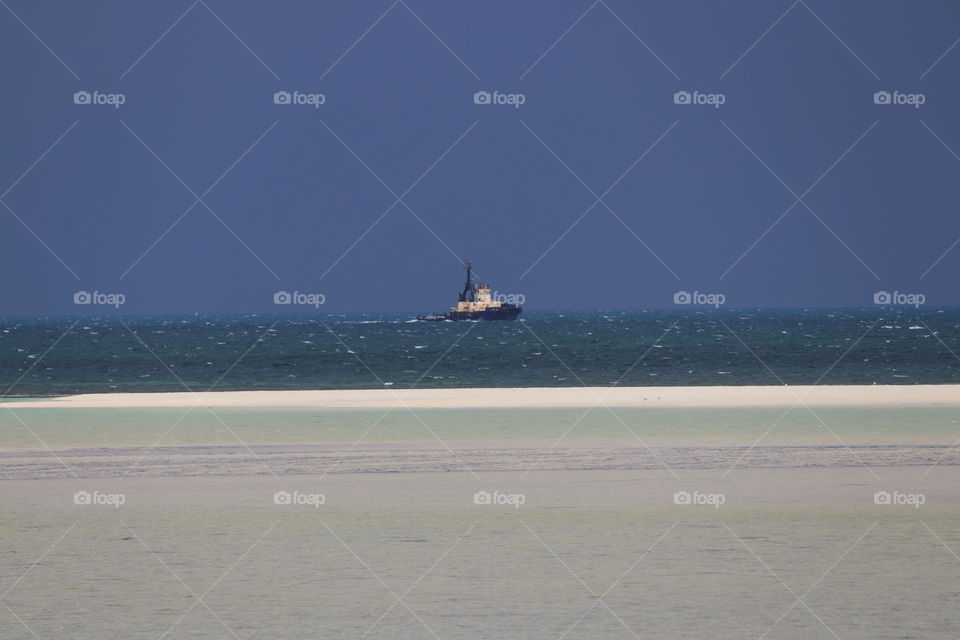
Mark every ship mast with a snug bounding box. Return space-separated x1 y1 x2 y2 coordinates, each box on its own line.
459 261 475 302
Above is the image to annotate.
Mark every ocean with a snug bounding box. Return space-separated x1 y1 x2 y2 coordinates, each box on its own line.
2 308 958 396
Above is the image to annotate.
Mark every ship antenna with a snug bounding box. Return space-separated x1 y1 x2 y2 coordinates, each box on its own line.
461 261 474 302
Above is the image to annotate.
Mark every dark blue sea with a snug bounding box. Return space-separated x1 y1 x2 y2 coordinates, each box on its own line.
1 309 958 396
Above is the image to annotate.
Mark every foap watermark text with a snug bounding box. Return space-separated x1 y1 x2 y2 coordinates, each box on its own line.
274 291 325 308
274 490 325 508
74 90 126 108
674 90 725 108
473 490 525 509
74 490 126 508
874 490 924 508
674 490 725 508
74 290 125 308
473 90 525 109
674 290 725 308
274 90 326 108
874 290 925 308
873 91 925 108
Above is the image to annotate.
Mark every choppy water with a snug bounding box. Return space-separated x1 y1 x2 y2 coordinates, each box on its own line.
2 308 959 395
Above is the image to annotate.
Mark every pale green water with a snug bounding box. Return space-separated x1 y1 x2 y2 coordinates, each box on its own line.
2 406 959 449
2 475 959 639
2 406 959 638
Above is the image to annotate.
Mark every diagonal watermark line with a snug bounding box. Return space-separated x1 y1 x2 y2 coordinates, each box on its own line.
319 0 400 80
520 0 678 81
203 121 281 197
120 0 200 80
720 0 800 80
720 318 882 479
0 521 78 601
122 522 242 640
920 35 960 80
719 120 879 280
316 314 482 479
198 0 279 79
2 407 80 478
920 521 960 564
1 201 80 280
2 121 79 200
398 0 479 79
917 320 960 478
360 521 477 637
557 521 678 640
119 319 282 478
1 320 78 399
520 320 680 479
520 0 600 80
718 319 881 480
758 521 878 640
598 0 680 80
521 520 642 639
321 520 474 640
119 0 278 81
321 321 484 481
520 320 678 478
157 520 278 640
798 0 879 80
0 0 80 79
117 321 280 479
317 120 478 281
720 0 878 80
521 120 679 279
520 120 679 280
1 601 41 640
119 120 280 280
723 522 841 640
918 120 960 280
1 321 82 478
1 121 82 279
317 0 477 81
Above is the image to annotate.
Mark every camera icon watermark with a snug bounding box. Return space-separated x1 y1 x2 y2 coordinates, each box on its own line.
673 90 725 109
473 90 526 109
873 90 925 109
273 90 326 108
73 290 126 308
873 290 925 308
74 490 126 508
673 490 725 508
273 290 325 308
873 490 924 508
273 490 325 508
673 290 725 308
73 90 126 109
473 490 525 509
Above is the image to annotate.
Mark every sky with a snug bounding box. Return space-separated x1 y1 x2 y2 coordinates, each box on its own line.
2 0 960 314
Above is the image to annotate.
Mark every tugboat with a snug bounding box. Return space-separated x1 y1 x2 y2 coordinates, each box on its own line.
418 262 522 321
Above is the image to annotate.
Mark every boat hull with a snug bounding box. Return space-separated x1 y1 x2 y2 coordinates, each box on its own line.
446 305 522 321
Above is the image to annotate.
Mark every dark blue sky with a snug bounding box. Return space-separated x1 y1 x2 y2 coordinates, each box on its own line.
2 0 959 314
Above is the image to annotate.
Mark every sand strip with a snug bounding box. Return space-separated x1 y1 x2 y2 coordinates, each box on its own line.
3 384 959 410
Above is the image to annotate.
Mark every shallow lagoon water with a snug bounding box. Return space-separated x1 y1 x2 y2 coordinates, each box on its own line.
2 405 959 450
2 403 959 638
